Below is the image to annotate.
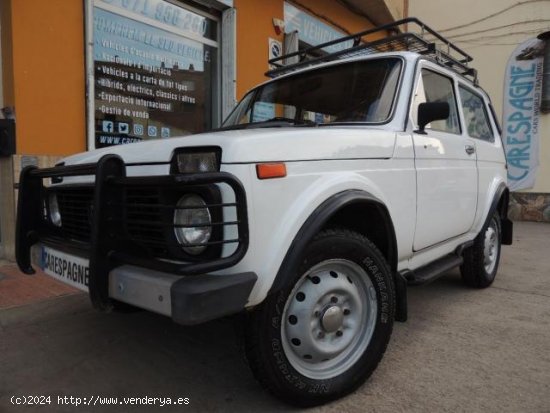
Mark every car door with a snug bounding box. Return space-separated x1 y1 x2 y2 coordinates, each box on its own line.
411 64 478 251
457 83 502 218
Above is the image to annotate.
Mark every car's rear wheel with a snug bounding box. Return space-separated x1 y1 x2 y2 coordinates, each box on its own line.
245 229 394 406
460 211 502 288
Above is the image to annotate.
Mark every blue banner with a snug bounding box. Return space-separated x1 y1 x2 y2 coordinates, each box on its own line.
502 38 544 191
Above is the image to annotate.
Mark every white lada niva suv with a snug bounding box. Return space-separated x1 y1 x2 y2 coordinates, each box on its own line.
16 18 513 407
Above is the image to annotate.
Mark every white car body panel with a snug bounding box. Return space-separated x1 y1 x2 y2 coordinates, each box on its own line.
62 127 396 166
235 157 417 306
412 130 478 250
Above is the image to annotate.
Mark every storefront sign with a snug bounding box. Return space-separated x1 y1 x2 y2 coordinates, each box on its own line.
90 0 218 148
502 37 544 190
284 2 352 53
268 37 282 70
96 0 216 42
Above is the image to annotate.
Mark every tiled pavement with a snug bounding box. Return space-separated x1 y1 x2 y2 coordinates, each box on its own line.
0 261 79 310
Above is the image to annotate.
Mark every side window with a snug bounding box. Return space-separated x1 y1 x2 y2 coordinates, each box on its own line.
412 69 461 134
459 86 494 141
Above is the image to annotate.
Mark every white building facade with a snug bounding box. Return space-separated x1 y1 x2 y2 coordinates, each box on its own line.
410 0 550 221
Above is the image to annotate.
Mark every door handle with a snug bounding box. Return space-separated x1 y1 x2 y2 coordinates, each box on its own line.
465 145 475 155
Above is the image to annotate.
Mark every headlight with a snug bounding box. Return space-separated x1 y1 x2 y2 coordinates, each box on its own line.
175 151 219 173
173 194 212 255
48 193 62 227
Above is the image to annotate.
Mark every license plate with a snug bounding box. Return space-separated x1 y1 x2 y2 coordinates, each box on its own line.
40 246 90 292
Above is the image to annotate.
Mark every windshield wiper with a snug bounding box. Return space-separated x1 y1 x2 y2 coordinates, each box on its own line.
215 118 318 131
239 117 318 128
213 117 318 132
264 117 317 126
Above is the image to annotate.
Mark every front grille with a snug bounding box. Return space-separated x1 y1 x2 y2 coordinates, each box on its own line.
54 187 167 255
124 188 168 257
51 186 224 261
56 187 94 242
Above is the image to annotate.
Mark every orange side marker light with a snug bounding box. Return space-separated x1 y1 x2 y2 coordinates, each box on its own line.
256 163 287 180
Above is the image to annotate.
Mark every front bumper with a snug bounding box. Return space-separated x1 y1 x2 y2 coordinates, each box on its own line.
17 154 251 319
109 263 256 325
33 244 256 324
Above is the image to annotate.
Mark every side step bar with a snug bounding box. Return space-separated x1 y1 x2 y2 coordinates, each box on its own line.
401 253 463 286
394 241 472 321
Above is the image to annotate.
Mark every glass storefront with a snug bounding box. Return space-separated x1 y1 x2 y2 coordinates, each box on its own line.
284 2 352 55
90 0 219 148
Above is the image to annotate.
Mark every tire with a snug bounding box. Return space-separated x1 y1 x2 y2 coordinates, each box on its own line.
245 229 395 407
460 211 502 288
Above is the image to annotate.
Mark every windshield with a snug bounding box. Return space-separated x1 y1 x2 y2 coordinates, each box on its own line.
223 58 402 128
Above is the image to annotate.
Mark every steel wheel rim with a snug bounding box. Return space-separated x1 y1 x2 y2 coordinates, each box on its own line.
281 259 378 380
483 218 499 274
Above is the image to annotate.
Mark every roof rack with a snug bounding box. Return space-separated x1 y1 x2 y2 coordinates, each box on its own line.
266 17 478 85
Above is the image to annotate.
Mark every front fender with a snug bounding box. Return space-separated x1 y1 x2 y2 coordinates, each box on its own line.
269 189 397 294
242 167 411 306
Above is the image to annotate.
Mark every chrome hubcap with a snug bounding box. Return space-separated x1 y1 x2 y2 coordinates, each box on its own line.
483 218 499 274
321 305 344 333
281 259 377 380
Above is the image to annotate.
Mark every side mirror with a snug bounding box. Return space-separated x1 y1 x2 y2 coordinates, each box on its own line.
416 102 450 134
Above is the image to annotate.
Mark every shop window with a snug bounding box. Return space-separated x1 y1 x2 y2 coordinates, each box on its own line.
283 2 353 63
89 0 219 148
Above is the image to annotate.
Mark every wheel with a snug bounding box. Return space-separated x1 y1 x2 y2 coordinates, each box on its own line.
460 211 502 288
245 229 395 407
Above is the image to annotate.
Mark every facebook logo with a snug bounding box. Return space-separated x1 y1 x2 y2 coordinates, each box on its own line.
102 121 114 133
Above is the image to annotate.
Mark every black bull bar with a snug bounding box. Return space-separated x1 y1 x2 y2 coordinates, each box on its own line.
16 154 249 311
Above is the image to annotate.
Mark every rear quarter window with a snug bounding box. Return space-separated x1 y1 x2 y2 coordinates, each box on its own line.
459 86 494 142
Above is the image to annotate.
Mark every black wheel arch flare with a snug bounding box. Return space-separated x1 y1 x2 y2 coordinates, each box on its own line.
269 189 398 295
486 183 513 246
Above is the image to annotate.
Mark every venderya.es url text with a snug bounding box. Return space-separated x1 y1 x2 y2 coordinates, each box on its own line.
10 395 190 407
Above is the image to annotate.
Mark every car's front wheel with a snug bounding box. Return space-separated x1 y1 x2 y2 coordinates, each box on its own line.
245 229 395 406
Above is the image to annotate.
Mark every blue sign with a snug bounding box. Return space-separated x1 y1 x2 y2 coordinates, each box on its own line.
96 0 216 41
252 102 275 122
94 8 210 71
284 2 353 53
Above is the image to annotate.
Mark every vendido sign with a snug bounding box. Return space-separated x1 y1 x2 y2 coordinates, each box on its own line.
502 38 544 191
91 0 218 148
